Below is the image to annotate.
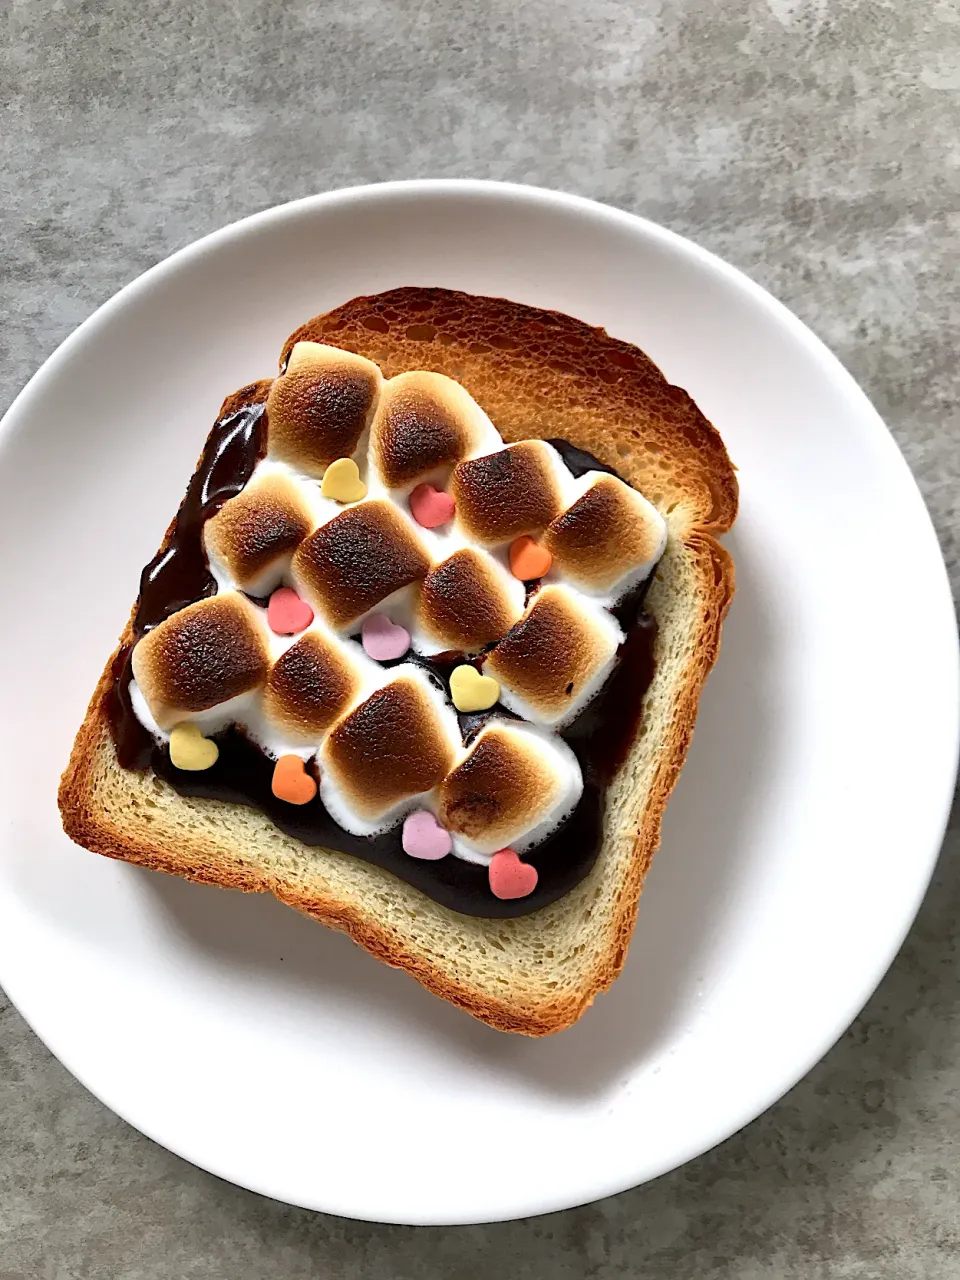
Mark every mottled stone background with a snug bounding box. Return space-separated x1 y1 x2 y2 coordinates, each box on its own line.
1 0 958 1275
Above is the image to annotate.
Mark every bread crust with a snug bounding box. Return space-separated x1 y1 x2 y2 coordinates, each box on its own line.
58 288 737 1036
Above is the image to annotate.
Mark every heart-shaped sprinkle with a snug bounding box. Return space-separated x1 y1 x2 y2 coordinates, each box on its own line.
271 754 318 805
267 586 314 635
169 722 219 771
321 457 367 504
509 535 553 581
409 483 456 529
361 611 411 661
488 848 538 900
402 810 452 860
450 664 500 713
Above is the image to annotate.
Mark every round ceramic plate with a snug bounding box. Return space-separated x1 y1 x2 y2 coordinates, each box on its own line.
0 181 955 1225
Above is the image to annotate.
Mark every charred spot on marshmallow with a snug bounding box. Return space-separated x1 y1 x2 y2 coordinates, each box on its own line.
543 474 666 596
263 631 360 740
131 594 268 729
322 675 457 820
416 548 524 652
451 441 563 545
439 722 569 851
266 343 381 476
484 585 623 726
371 372 482 489
204 472 314 592
292 500 430 629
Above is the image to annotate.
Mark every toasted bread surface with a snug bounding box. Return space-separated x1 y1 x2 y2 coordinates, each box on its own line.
59 288 736 1035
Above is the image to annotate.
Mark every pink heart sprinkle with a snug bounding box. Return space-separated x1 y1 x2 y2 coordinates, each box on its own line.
488 848 538 900
267 587 314 636
402 810 452 860
361 612 411 661
409 483 456 529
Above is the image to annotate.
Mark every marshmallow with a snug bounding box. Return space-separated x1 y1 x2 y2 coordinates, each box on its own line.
204 471 316 595
483 584 624 728
131 593 270 730
128 353 671 874
451 441 566 546
369 371 501 491
439 718 583 857
262 628 364 742
413 547 525 655
319 666 460 834
266 342 382 477
543 472 667 602
291 499 431 630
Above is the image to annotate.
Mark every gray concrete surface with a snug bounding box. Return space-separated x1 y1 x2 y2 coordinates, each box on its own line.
1 0 958 1275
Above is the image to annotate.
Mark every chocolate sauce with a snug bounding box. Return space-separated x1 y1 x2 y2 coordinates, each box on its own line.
546 438 620 480
134 404 266 634
106 409 658 918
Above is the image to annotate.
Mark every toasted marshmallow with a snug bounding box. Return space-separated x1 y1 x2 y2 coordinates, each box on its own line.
439 718 583 858
484 585 623 728
451 441 568 546
369 371 501 491
291 499 431 631
262 628 364 743
131 593 269 730
266 342 382 477
544 472 667 603
204 470 317 595
412 547 525 656
319 666 460 835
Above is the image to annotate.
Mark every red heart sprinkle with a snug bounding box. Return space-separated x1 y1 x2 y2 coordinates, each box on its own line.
268 587 314 635
410 483 456 529
488 848 538 900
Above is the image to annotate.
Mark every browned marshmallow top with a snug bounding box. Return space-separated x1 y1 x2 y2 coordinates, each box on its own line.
262 631 361 741
370 371 488 489
204 472 314 591
131 593 269 729
451 441 563 545
292 500 430 629
484 585 621 725
265 343 382 476
439 722 568 849
321 675 457 820
416 548 524 652
125 347 668 875
543 474 665 594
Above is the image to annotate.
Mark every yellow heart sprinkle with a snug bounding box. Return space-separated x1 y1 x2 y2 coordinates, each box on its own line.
450 665 500 713
169 722 219 771
321 457 367 504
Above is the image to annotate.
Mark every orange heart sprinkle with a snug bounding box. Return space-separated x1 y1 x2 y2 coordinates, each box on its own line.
509 535 552 581
271 754 318 805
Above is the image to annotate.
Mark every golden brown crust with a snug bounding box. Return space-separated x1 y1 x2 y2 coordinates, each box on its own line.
284 287 738 534
58 289 738 1036
604 533 735 978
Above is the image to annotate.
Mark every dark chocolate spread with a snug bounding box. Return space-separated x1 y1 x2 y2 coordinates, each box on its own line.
106 405 658 918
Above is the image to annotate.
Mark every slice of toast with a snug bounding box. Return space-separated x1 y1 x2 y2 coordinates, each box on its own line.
58 287 737 1036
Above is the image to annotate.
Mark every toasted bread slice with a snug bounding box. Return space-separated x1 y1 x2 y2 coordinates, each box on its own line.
58 287 736 1036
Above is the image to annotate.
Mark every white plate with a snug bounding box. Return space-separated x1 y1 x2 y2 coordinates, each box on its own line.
0 181 956 1225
